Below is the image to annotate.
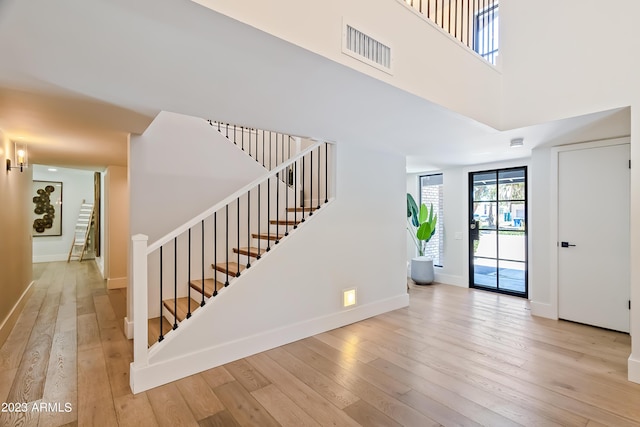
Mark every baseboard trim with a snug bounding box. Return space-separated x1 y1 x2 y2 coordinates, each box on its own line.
124 317 134 339
107 277 127 289
33 254 68 263
130 293 409 393
629 355 640 384
0 281 35 348
434 272 466 287
530 301 557 319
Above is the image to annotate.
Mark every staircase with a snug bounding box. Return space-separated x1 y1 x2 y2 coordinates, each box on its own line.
67 201 95 262
134 123 334 350
148 204 318 346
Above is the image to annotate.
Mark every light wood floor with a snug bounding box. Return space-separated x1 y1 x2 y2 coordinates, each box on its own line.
1 261 640 426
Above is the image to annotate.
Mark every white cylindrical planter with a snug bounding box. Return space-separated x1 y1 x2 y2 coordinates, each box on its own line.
411 256 434 285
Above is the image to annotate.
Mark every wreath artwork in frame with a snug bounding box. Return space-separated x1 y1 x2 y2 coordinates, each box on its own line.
32 180 63 236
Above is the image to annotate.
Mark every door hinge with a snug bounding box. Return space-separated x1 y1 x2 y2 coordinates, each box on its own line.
629 300 631 310
629 160 632 169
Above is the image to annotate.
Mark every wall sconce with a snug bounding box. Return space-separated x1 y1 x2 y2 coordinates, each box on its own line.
343 288 357 308
6 142 28 172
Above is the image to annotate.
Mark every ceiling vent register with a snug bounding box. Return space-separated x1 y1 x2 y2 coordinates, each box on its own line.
343 24 392 73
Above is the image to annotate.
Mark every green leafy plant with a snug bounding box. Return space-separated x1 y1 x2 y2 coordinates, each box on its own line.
407 193 437 257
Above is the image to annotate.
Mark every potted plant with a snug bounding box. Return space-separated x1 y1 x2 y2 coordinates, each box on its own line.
407 193 437 285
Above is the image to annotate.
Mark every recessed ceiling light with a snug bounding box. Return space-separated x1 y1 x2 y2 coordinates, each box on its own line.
48 168 57 172
510 138 524 148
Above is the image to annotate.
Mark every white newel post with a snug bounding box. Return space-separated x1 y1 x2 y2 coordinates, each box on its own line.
130 234 149 393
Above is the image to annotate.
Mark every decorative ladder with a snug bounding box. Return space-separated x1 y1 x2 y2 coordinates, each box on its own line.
67 201 95 262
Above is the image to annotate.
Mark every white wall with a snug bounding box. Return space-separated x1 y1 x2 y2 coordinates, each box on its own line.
32 165 94 262
104 165 129 289
194 0 502 129
130 111 269 243
500 0 640 382
133 140 409 391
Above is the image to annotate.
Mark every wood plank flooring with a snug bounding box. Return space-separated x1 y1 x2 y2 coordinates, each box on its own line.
1 261 640 426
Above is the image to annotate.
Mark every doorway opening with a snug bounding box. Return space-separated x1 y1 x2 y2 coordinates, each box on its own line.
469 167 527 297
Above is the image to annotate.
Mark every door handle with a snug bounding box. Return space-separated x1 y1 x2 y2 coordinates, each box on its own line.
561 241 576 248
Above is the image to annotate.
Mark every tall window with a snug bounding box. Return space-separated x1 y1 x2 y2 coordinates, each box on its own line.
475 3 499 65
420 174 444 266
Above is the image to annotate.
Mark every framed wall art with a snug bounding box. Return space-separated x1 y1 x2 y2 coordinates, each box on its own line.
32 180 63 237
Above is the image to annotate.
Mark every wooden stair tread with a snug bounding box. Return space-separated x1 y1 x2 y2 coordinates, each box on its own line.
269 219 301 226
251 233 284 241
148 316 172 347
286 207 317 212
233 247 267 257
212 261 245 276
162 297 200 322
190 278 224 298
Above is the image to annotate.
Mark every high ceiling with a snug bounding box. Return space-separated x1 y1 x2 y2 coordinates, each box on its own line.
0 0 630 172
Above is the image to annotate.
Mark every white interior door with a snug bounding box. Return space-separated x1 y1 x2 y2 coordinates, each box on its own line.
558 142 630 332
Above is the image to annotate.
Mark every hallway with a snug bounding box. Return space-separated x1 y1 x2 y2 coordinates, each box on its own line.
1 261 640 426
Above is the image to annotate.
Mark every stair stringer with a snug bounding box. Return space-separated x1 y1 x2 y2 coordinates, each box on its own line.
130 200 409 393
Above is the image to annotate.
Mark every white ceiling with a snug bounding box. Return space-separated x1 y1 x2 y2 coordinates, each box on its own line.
0 0 630 172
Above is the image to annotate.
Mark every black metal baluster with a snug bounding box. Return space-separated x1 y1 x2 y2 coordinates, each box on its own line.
285 167 289 236
159 246 164 342
427 0 430 19
241 126 245 151
454 0 458 39
213 215 217 297
434 0 438 24
294 161 298 229
233 124 237 146
187 229 191 319
309 150 313 216
467 0 471 48
257 184 261 259
276 172 280 244
248 128 251 158
325 143 329 204
247 190 251 268
483 0 487 57
225 123 229 139
270 132 273 170
225 204 229 287
301 155 306 223
236 197 241 276
491 0 495 64
173 238 178 330
448 0 452 33
201 220 206 305
267 177 271 251
317 146 321 209
262 130 265 167
276 132 278 169
217 121 220 132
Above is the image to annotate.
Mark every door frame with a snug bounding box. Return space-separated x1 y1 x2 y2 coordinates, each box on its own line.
548 137 630 320
468 166 529 297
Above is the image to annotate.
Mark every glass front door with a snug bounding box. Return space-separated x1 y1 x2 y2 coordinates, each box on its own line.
469 167 527 297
